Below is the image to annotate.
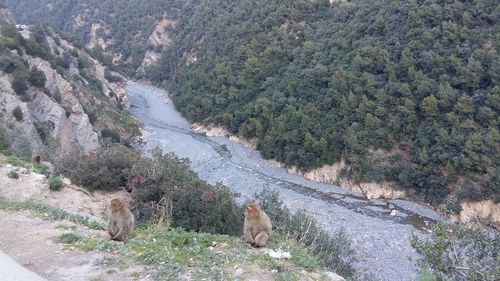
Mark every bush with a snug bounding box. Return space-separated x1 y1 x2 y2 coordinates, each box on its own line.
104 68 121 82
411 222 499 281
54 142 133 191
47 176 63 191
11 76 28 96
101 128 120 143
255 187 356 277
7 171 19 179
12 106 23 121
132 148 243 236
29 66 46 88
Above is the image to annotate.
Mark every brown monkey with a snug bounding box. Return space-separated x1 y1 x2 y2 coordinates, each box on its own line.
243 202 272 247
31 155 41 164
108 198 135 241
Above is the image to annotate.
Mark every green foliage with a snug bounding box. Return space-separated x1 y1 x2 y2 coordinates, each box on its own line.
11 75 28 96
132 147 243 236
100 128 120 143
255 187 356 277
411 222 499 281
28 66 46 88
32 162 51 177
150 0 498 205
47 176 63 191
104 68 121 82
5 0 499 205
54 142 134 191
7 170 19 179
11 106 23 121
56 232 83 244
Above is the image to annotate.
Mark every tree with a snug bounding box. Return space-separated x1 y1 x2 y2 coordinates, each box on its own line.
29 66 46 88
421 96 438 119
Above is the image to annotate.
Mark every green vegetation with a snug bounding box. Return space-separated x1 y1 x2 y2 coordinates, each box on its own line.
47 176 63 191
0 196 105 230
69 226 326 280
54 144 243 236
256 187 355 277
411 222 499 281
11 106 23 121
3 0 499 208
7 170 18 179
2 0 187 75
152 0 499 206
56 232 83 244
28 66 46 88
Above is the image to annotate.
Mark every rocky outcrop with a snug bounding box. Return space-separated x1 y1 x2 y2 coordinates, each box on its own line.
25 56 99 153
0 7 15 24
459 200 500 230
148 18 176 47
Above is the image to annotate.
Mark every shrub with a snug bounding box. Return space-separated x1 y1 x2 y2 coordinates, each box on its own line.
7 171 19 179
411 222 499 281
101 128 120 143
29 67 46 88
47 176 63 191
54 142 133 191
132 148 243 235
255 187 356 278
104 68 121 82
11 76 28 96
12 106 23 121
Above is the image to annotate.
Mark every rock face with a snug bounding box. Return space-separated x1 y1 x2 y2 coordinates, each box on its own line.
0 20 137 155
0 7 15 24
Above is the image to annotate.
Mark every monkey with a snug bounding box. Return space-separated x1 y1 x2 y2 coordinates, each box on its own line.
126 176 145 192
108 198 135 241
243 202 272 248
32 155 41 164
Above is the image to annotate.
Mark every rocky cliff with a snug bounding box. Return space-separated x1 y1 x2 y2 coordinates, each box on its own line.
0 21 139 159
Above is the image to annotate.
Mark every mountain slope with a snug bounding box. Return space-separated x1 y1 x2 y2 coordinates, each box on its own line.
150 0 499 207
0 21 140 160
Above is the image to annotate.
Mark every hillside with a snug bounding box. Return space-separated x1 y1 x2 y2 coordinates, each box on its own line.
0 154 347 281
1 0 498 221
152 0 499 207
0 0 189 76
0 19 140 159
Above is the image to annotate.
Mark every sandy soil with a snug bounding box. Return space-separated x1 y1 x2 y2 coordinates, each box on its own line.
0 164 149 281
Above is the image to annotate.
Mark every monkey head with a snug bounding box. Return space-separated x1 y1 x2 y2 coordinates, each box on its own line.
245 202 262 219
110 198 124 212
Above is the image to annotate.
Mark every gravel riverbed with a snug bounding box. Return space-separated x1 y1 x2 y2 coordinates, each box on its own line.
127 82 449 281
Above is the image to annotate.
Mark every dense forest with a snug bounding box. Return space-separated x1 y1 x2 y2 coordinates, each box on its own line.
1 0 498 207
0 0 191 75
151 0 499 206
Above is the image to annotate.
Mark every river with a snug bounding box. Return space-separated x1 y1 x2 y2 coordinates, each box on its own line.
127 82 448 281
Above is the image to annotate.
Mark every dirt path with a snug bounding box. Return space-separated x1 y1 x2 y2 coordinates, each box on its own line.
0 163 150 281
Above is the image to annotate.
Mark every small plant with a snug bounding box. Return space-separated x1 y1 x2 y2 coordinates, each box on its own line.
56 233 82 244
7 170 19 179
12 106 23 121
47 176 63 191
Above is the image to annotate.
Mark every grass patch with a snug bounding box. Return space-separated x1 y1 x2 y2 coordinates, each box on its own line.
47 176 63 191
0 196 105 230
6 155 28 167
68 225 324 280
33 163 51 177
56 232 83 244
7 170 19 179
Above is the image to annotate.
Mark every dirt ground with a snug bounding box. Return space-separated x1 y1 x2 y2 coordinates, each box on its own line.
0 164 149 281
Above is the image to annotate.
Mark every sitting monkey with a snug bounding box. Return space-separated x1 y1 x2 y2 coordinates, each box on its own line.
243 202 272 247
